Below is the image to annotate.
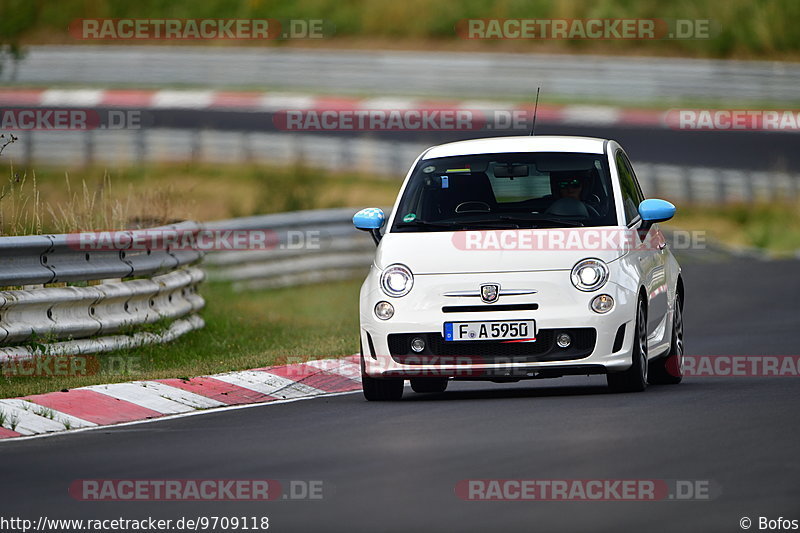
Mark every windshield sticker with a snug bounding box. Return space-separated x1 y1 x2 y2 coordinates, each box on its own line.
422 165 436 173
445 168 471 173
441 176 449 188
402 213 417 222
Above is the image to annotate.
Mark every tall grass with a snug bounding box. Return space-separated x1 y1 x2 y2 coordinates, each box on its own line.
0 164 175 235
0 161 400 236
672 202 800 254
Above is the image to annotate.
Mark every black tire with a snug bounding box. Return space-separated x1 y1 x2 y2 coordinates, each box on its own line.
648 294 684 385
362 374 404 401
607 297 648 393
410 377 448 393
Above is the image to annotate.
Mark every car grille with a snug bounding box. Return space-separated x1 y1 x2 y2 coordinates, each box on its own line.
388 328 596 365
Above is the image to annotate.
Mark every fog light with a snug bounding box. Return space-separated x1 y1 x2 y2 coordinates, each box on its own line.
374 301 394 320
411 337 426 353
556 333 571 348
591 294 614 314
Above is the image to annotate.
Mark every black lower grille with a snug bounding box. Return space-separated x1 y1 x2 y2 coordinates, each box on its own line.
388 328 596 365
612 323 626 353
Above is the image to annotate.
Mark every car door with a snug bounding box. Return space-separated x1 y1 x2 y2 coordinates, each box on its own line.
616 150 669 350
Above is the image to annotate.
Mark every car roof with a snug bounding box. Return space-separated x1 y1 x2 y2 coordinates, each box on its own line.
421 136 609 160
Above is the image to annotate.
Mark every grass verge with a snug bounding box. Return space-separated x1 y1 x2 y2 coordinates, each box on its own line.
671 202 800 255
0 161 400 235
0 277 364 399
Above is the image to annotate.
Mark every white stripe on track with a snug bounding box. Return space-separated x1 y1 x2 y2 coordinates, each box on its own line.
0 399 96 435
212 370 326 399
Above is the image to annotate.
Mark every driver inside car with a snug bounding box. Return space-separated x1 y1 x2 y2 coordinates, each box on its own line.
548 170 602 217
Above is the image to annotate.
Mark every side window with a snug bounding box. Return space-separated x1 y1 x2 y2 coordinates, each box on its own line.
616 151 644 224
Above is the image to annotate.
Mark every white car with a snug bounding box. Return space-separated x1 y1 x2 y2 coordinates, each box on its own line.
353 136 684 401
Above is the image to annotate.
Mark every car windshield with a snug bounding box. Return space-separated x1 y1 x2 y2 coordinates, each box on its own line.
391 152 617 232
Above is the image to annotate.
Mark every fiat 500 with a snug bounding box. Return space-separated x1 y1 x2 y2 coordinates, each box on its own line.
353 136 684 401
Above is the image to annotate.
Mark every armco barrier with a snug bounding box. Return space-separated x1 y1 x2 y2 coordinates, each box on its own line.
202 208 374 291
0 221 205 361
0 211 374 359
5 46 800 104
8 129 799 204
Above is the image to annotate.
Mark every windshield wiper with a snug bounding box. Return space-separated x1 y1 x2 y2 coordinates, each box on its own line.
530 218 585 228
461 219 521 229
395 220 460 230
469 215 580 228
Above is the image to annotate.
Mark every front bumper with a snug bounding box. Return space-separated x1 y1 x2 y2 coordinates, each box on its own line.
359 268 638 379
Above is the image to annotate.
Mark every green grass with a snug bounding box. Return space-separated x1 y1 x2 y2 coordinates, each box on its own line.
2 0 799 60
0 161 400 235
670 202 800 255
0 277 364 399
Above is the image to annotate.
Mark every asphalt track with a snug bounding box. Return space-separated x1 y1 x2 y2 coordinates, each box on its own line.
1 255 798 533
106 107 800 172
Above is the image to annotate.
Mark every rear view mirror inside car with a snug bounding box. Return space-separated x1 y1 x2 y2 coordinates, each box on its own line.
493 164 529 177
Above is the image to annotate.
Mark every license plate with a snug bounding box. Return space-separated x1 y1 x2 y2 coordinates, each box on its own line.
443 320 535 342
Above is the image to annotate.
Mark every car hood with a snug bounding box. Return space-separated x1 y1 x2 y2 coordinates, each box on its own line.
375 229 628 274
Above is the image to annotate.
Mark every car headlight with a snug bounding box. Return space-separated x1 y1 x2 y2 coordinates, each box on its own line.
374 301 395 320
571 258 609 292
380 264 414 297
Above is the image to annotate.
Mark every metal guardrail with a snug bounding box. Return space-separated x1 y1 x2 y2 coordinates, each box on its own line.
0 210 372 359
0 222 205 360
8 128 799 204
4 46 800 105
203 208 374 291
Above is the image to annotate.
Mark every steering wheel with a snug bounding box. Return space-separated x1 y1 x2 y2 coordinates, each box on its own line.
585 193 603 217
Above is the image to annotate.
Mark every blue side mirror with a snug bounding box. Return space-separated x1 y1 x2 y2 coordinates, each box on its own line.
353 208 385 245
353 208 385 230
638 199 676 223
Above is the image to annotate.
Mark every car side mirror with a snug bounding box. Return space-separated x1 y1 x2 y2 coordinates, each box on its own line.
637 198 676 238
353 208 385 245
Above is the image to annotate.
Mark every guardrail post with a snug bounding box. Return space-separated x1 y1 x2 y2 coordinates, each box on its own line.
23 130 33 168
744 170 756 204
649 166 661 199
82 130 94 168
682 167 694 204
340 137 354 171
135 127 146 164
190 130 202 162
291 134 306 166
242 132 253 163
716 169 727 204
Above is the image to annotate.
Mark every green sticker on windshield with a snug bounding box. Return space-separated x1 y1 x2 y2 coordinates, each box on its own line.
403 213 417 222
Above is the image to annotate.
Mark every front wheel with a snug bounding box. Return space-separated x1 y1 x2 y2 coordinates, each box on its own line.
648 294 684 385
607 298 648 393
362 374 404 401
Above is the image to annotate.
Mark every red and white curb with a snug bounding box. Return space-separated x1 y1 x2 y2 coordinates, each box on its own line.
0 88 665 128
0 355 362 440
